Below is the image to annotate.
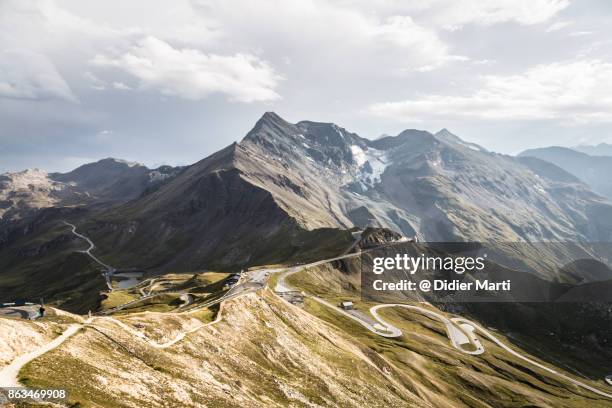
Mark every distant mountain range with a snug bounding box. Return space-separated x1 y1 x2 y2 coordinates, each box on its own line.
3 112 612 310
519 146 612 200
573 142 612 157
0 158 183 224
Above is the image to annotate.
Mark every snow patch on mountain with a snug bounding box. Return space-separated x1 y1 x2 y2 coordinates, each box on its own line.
350 145 367 167
364 148 388 185
333 125 344 139
109 158 144 168
350 145 388 188
149 171 172 182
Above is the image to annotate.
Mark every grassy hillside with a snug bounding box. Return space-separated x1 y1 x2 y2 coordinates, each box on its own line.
0 217 107 313
17 293 425 407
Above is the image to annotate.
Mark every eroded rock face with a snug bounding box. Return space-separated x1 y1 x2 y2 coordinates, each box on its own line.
0 169 71 222
235 113 612 243
358 227 403 248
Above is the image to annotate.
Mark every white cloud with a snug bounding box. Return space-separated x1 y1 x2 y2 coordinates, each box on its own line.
3 0 611 165
373 15 461 69
394 0 570 27
546 20 573 32
373 16 442 49
92 36 282 102
194 1 455 72
83 71 107 90
112 82 131 90
368 60 612 124
0 50 77 102
0 0 120 51
417 55 471 72
569 31 594 37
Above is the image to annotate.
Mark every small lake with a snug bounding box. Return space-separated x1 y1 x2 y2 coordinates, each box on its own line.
114 272 143 289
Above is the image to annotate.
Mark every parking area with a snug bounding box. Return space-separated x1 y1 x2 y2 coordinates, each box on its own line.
0 305 40 319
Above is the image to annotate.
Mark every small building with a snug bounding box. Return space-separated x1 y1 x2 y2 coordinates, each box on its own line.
226 273 240 285
340 301 354 310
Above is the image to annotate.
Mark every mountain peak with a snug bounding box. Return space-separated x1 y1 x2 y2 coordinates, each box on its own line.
254 111 291 129
370 129 434 150
98 158 145 168
434 129 487 152
259 111 284 123
434 128 462 141
243 112 295 144
435 128 453 137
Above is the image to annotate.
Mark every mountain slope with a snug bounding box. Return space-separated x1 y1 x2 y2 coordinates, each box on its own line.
8 291 612 408
77 136 352 272
4 112 612 309
236 113 612 243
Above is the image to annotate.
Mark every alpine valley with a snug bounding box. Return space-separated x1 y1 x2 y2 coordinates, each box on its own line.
1 113 611 408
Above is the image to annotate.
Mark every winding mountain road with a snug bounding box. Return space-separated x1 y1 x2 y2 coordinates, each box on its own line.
0 304 227 388
275 262 483 352
98 302 225 349
274 256 612 400
4 237 610 399
451 317 612 399
0 256 342 388
371 304 484 355
64 221 115 290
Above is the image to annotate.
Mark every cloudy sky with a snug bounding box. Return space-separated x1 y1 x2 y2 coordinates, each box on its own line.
2 0 612 172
